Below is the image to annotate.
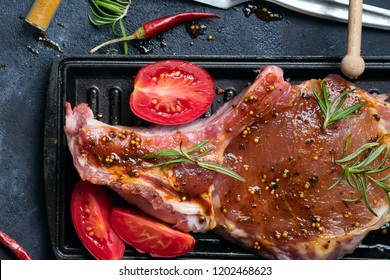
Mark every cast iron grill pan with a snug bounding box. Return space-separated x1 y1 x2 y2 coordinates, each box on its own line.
44 56 390 259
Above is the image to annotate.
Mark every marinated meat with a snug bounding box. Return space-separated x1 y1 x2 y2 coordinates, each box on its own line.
64 65 390 259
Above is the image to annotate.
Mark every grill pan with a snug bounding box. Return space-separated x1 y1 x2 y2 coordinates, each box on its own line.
44 55 390 259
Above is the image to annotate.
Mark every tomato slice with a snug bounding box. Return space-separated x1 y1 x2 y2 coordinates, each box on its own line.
130 60 215 125
111 207 195 258
71 180 125 260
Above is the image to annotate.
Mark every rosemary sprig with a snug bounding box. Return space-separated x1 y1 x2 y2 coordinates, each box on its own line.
142 141 246 182
329 134 390 216
312 81 365 128
88 0 131 54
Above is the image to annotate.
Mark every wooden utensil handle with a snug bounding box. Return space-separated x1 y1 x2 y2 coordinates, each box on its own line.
341 0 365 79
25 0 62 31
347 0 363 56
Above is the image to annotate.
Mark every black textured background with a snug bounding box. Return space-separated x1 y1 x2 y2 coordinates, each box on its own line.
0 0 389 260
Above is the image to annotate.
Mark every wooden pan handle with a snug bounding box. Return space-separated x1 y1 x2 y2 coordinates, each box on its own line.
340 0 365 79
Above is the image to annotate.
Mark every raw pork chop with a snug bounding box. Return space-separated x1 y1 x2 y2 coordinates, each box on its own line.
64 65 390 259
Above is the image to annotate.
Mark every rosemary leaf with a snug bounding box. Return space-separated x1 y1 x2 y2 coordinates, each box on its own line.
328 175 344 190
313 81 365 128
186 140 210 153
370 143 390 172
198 161 246 182
101 0 128 8
344 167 354 188
353 144 387 170
193 148 214 158
368 176 390 192
330 90 349 113
179 142 195 162
118 20 128 55
361 176 377 216
88 0 130 54
336 142 378 164
142 149 182 159
89 17 114 26
332 102 365 122
113 0 130 5
312 88 327 116
142 141 245 182
331 135 390 216
143 141 212 160
94 1 124 14
89 1 114 18
111 21 119 36
145 158 189 169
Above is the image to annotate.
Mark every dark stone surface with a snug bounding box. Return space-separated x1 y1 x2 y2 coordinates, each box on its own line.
0 0 389 259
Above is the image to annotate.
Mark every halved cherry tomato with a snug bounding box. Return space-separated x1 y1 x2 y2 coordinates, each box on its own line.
71 180 125 260
111 207 195 258
130 60 215 125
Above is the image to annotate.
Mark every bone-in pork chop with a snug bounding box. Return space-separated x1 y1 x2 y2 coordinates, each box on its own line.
64 65 390 259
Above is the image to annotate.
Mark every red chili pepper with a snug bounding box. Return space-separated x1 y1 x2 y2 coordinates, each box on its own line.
141 12 221 38
90 12 221 53
0 230 32 260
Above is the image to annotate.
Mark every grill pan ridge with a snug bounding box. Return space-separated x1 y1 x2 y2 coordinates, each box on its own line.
44 55 390 259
